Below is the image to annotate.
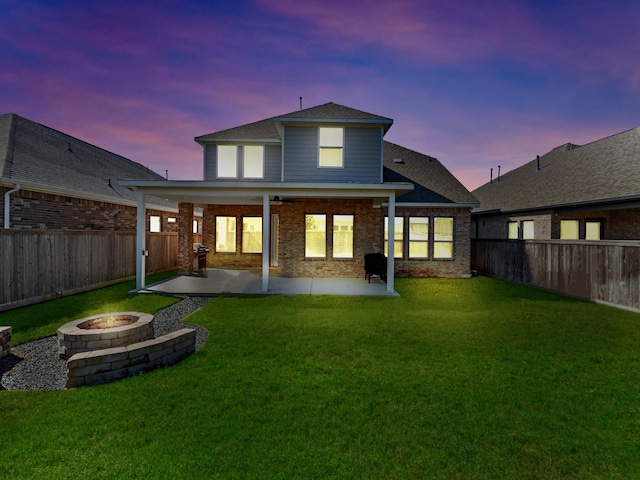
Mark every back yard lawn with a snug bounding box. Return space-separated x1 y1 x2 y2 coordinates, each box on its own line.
2 276 640 479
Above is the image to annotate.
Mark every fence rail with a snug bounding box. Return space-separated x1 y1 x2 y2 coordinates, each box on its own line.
1 230 177 311
472 239 640 311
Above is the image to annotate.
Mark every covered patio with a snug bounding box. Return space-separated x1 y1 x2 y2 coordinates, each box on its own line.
140 268 396 296
119 180 413 296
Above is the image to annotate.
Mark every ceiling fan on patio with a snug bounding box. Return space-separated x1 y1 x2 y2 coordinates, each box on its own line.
271 195 300 204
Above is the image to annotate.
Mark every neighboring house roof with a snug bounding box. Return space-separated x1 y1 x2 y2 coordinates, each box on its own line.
195 102 393 143
473 127 640 214
0 113 175 210
383 142 478 205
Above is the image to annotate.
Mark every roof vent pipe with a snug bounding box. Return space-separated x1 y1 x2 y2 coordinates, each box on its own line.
536 155 540 171
299 96 303 110
497 165 501 181
490 167 493 184
4 183 21 229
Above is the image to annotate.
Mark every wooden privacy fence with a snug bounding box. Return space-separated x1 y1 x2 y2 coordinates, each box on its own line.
472 239 640 311
1 230 178 311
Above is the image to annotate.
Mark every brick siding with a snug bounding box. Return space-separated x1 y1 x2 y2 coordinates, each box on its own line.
0 187 178 232
195 199 473 278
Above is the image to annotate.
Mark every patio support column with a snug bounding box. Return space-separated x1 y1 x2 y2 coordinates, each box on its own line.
262 194 270 292
135 191 147 290
387 193 396 294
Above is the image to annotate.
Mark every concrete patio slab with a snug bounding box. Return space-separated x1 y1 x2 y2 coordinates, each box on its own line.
140 269 397 297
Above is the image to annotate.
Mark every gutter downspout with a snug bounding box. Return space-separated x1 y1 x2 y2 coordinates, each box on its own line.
4 184 20 229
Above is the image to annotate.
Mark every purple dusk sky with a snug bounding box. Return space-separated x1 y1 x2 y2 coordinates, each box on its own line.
1 0 639 191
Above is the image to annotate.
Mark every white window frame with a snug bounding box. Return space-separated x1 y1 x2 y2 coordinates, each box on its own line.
217 145 238 178
384 216 404 259
216 216 236 253
433 217 454 259
332 214 354 258
242 216 263 253
305 214 326 258
243 146 264 179
409 217 429 259
318 127 344 168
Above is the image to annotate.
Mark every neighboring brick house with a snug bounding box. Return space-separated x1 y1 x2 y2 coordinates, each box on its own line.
472 127 640 241
122 102 478 294
0 113 179 232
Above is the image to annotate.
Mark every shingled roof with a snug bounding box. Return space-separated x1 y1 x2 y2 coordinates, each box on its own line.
195 102 393 142
473 127 640 214
0 113 175 209
383 142 478 205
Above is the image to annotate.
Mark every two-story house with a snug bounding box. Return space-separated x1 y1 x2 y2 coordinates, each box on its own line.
122 102 478 294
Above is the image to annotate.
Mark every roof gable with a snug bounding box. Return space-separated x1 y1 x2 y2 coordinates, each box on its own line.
195 102 394 143
473 127 640 213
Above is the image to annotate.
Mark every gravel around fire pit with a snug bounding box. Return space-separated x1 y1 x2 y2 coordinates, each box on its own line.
0 297 210 391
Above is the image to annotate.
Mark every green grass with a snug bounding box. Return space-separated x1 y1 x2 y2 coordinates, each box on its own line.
2 276 640 479
1 271 179 344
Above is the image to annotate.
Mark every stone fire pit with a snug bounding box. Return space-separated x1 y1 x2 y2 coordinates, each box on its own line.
57 312 154 360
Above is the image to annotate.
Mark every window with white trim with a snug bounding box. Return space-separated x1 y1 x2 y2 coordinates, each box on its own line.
434 217 454 259
243 146 264 178
319 127 343 167
333 214 353 258
409 217 429 258
384 217 404 258
242 217 262 253
216 216 236 252
217 145 237 178
305 214 326 257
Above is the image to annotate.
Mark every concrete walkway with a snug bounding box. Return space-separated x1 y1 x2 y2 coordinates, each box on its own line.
140 268 397 297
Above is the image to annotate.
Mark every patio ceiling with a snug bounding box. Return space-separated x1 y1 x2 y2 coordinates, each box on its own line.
118 180 414 206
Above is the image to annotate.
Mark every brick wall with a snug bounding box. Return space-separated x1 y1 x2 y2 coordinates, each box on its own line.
0 187 178 232
202 204 281 270
474 207 640 241
177 203 194 273
0 326 11 359
195 199 473 278
392 206 473 278
279 198 383 277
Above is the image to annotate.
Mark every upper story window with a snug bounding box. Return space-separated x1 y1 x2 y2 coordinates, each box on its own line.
319 127 343 167
508 221 518 239
243 146 264 178
217 145 237 178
